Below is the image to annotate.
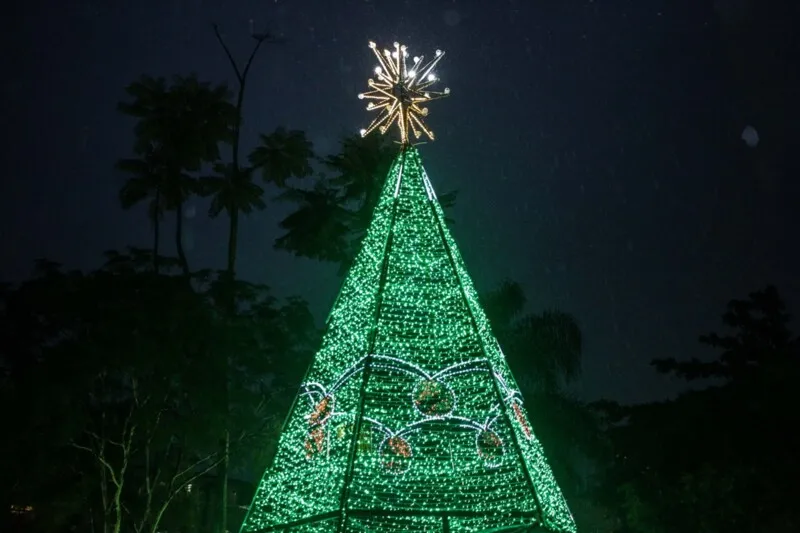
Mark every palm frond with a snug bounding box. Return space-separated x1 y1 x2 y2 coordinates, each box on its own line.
199 165 266 218
249 127 314 186
273 187 351 262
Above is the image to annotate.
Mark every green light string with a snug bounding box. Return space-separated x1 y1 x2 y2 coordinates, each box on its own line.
336 147 409 531
240 147 576 533
421 153 576 533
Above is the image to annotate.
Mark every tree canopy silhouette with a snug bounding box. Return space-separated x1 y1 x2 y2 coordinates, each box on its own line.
273 134 458 273
117 75 236 276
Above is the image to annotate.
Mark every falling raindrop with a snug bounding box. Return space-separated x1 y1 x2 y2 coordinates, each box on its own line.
184 227 194 251
741 125 759 148
443 9 461 26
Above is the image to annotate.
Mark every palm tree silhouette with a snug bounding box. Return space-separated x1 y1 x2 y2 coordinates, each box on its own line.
117 74 235 276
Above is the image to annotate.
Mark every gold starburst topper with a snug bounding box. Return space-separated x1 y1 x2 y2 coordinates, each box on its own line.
358 41 450 145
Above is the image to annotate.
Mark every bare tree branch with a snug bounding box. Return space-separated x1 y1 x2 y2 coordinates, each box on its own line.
213 24 244 83
71 441 121 489
172 451 221 483
148 455 224 533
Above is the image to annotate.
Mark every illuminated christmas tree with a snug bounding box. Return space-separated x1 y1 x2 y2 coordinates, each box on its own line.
240 42 577 533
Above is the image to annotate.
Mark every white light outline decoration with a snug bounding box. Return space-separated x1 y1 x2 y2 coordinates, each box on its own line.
420 165 438 201
359 41 450 144
297 356 517 469
394 157 405 197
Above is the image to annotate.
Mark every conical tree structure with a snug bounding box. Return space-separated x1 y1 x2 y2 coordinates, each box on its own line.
240 146 577 533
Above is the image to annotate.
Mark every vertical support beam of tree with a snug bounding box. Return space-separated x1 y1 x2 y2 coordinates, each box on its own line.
427 179 547 527
336 149 407 532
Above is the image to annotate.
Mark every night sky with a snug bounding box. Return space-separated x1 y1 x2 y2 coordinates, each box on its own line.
2 0 797 404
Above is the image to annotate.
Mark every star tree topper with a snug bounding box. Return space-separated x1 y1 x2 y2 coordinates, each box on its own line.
359 41 450 145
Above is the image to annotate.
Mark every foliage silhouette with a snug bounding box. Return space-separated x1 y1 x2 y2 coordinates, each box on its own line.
273 134 458 273
600 286 800 533
118 75 236 276
652 285 793 382
480 279 608 528
0 252 318 533
208 22 314 532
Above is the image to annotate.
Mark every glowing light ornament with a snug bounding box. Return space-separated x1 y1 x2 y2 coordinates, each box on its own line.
358 41 450 144
239 42 577 533
412 378 455 417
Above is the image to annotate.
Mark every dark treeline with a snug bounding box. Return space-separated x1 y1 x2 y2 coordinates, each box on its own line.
3 15 799 533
